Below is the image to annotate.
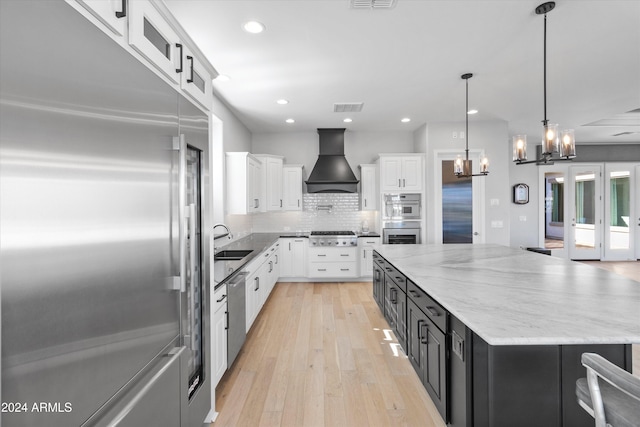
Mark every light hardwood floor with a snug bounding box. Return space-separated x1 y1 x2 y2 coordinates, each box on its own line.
213 281 446 427
212 261 639 426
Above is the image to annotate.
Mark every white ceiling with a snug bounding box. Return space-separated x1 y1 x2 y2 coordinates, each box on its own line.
165 0 640 144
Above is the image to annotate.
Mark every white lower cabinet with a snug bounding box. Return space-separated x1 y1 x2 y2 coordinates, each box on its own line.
358 236 380 277
279 238 308 278
245 242 280 333
308 246 357 279
212 284 227 386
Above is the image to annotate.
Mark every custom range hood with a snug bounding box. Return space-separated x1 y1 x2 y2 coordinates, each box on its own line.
305 128 359 193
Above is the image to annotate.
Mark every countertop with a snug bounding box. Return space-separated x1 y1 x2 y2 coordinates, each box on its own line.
374 243 640 346
213 233 281 288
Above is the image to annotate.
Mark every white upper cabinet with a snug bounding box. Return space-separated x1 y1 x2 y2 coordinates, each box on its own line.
255 155 284 212
76 0 127 36
128 0 181 84
180 43 213 110
71 0 217 112
226 152 262 214
282 165 304 211
359 164 378 210
379 154 424 192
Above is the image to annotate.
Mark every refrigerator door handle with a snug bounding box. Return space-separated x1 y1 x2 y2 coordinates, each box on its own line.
187 202 197 353
171 135 187 293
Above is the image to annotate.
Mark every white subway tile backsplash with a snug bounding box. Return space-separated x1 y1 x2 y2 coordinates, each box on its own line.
252 193 377 232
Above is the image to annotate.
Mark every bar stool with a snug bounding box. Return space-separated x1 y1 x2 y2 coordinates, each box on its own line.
575 352 640 427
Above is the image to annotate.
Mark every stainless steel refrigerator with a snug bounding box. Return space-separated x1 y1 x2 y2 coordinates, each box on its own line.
0 1 211 426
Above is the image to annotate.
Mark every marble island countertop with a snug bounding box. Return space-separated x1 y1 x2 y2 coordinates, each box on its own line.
375 244 640 346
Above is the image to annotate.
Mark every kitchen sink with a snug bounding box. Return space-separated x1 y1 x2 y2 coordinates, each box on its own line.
214 250 253 261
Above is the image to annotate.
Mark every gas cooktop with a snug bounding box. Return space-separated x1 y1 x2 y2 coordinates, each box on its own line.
309 231 357 246
310 231 355 236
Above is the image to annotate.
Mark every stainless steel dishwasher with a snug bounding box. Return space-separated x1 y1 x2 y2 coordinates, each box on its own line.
227 271 248 367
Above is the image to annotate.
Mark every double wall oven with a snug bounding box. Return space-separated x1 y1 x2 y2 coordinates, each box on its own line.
383 193 422 244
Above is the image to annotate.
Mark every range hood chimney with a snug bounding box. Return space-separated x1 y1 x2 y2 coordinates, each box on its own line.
305 128 359 193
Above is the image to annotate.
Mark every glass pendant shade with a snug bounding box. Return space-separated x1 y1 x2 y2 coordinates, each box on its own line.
560 129 576 158
480 156 489 174
513 135 527 161
454 155 463 175
542 123 559 155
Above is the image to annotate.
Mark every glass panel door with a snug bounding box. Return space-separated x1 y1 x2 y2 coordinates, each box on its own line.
604 163 636 260
543 172 565 250
568 165 602 260
442 160 472 243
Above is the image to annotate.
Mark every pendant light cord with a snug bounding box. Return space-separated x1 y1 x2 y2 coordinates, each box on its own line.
465 76 469 160
543 12 548 126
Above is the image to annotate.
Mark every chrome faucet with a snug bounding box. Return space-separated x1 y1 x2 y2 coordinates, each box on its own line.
213 223 232 241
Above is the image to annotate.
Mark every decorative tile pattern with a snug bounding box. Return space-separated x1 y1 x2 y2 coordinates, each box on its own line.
253 193 377 233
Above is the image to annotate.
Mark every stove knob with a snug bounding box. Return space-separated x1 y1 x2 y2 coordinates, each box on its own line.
335 241 339 245
320 240 325 246
351 241 356 246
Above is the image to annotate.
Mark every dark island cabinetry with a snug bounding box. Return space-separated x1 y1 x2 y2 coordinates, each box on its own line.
372 250 633 427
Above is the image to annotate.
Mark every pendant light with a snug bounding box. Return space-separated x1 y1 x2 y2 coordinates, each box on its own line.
514 1 576 165
454 73 489 178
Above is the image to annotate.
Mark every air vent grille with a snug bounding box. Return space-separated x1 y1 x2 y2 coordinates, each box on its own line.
333 102 364 113
350 0 397 9
612 131 640 137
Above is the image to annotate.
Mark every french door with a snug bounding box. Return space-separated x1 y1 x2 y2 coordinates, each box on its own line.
568 165 602 260
540 162 638 260
603 163 636 261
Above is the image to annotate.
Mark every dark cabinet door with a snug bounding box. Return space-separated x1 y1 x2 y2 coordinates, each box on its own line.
396 289 407 352
373 263 384 311
407 299 426 378
384 274 398 330
408 299 448 422
423 317 447 420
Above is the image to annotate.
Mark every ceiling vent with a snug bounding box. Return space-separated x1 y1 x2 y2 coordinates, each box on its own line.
612 131 640 137
333 102 364 113
350 0 397 9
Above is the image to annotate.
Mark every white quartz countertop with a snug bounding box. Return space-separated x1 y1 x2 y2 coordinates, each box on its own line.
375 244 640 346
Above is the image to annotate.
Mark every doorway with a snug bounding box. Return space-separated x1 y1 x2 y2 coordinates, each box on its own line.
539 162 639 260
442 160 472 243
568 165 602 260
434 150 485 244
604 163 636 261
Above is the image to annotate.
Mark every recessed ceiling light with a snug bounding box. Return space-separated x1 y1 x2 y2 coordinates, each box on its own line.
401 118 411 123
467 109 478 115
285 118 295 124
343 118 353 123
243 21 265 34
214 74 230 82
276 99 289 105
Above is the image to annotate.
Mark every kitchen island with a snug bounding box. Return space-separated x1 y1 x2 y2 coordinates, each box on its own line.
373 244 639 427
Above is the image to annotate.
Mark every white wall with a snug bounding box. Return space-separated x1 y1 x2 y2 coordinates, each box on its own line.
509 150 540 248
416 120 511 246
211 96 253 239
251 130 415 182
